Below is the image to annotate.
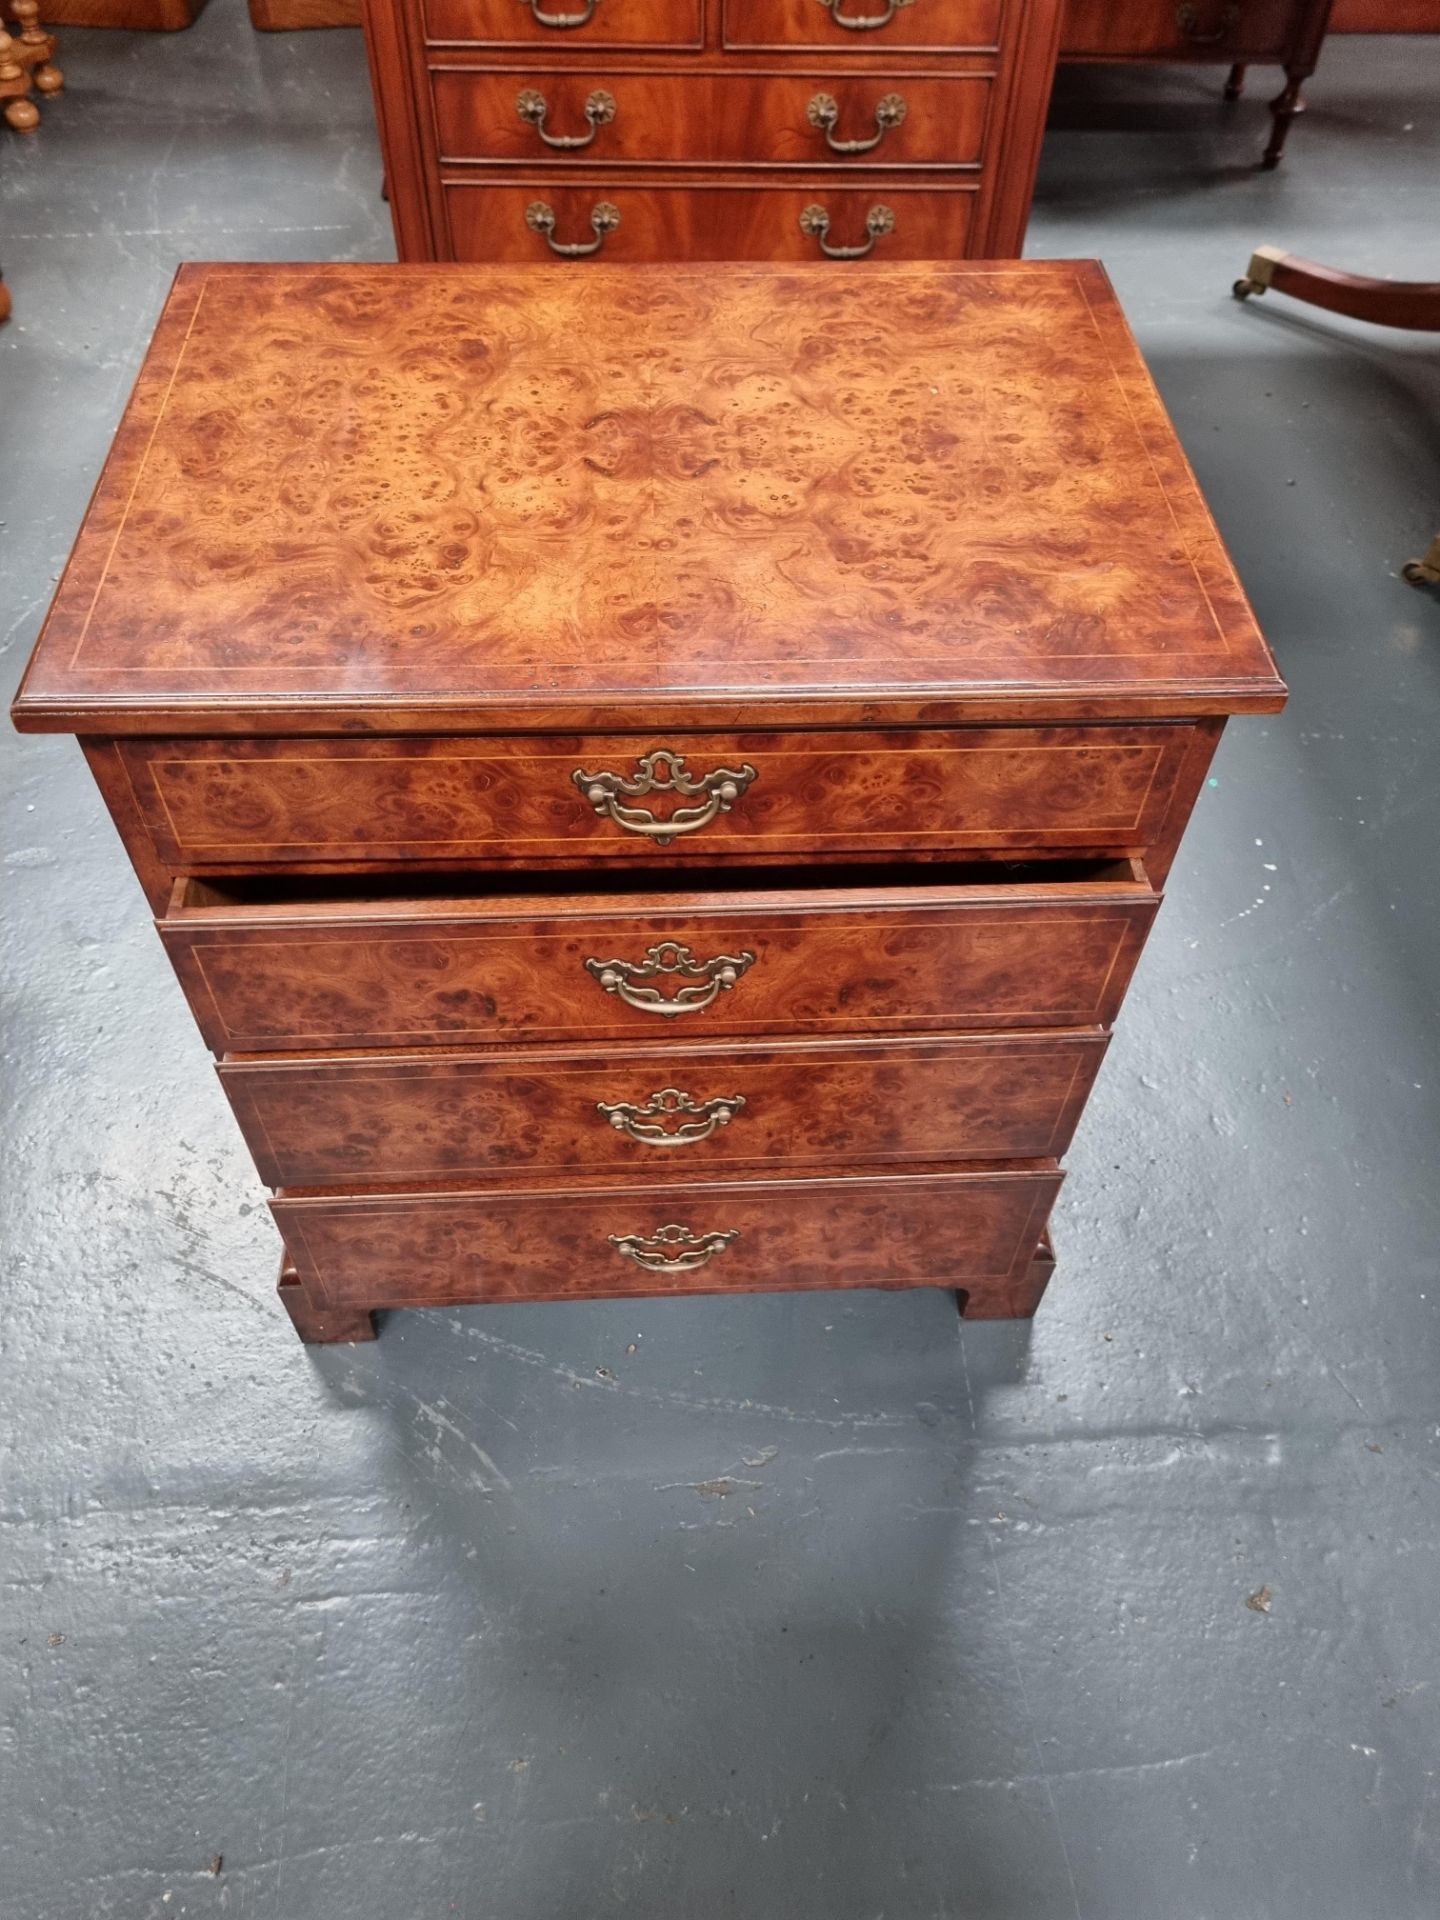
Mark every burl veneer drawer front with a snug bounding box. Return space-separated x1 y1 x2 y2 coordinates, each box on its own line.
160 867 1157 1054
118 727 1194 868
724 0 1002 52
432 70 991 170
220 1029 1108 1186
272 1161 1062 1310
423 0 702 51
443 178 976 262
1060 0 1296 56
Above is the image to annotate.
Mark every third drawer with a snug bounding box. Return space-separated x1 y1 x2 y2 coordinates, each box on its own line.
220 1027 1109 1186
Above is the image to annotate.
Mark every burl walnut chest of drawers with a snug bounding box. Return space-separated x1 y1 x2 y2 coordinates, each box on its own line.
12 260 1285 1344
362 0 1064 262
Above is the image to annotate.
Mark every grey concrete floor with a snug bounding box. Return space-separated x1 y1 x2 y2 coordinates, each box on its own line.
3 16 1439 1917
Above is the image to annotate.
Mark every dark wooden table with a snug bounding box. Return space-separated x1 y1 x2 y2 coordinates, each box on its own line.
11 260 1285 1344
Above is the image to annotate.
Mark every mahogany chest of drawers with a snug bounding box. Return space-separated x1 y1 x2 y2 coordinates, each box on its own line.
362 0 1064 262
12 259 1285 1344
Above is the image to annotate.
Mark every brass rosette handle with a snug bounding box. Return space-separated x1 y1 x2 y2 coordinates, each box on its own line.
597 1087 747 1148
814 0 914 29
519 0 600 27
573 749 758 846
609 1223 739 1273
585 942 756 1018
806 91 907 154
516 86 616 148
525 199 620 256
1175 1 1241 41
798 203 896 260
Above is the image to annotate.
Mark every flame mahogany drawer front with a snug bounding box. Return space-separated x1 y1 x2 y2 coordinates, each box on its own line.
13 262 1287 1344
117 727 1196 872
219 1029 1109 1186
443 178 979 264
160 866 1158 1055
272 1161 1063 1315
721 0 1003 51
431 70 993 172
423 0 704 52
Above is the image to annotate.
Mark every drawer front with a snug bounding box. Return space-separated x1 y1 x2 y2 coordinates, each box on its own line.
432 69 992 169
160 872 1158 1053
272 1162 1062 1310
723 0 1002 51
221 1029 1108 1184
423 0 702 51
1060 0 1297 57
119 727 1195 867
443 178 976 262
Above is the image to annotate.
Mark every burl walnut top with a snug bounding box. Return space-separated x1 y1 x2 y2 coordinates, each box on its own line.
13 260 1283 736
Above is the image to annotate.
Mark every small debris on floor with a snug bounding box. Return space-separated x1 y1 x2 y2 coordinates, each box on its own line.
1246 1587 1274 1614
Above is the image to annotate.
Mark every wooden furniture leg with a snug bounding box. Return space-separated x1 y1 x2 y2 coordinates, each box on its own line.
1224 61 1247 99
278 1265 378 1345
1403 535 1440 589
0 27 39 130
0 273 11 324
1233 247 1440 330
11 1 63 96
956 1232 1057 1321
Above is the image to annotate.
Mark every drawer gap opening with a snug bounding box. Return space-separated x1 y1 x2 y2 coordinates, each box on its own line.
180 856 1144 912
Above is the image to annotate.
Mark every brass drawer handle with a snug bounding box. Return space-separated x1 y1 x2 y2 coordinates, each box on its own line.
516 86 616 148
815 0 914 29
610 1223 739 1273
799 203 895 260
525 199 619 256
1175 1 1240 41
573 748 758 846
806 90 906 154
585 942 756 1018
598 1087 746 1148
519 0 599 27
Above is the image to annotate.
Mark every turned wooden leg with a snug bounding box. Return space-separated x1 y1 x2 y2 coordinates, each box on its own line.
1403 535 1440 589
1262 65 1308 168
279 1266 378 1344
0 28 39 131
1224 62 1246 101
11 0 62 94
0 276 11 325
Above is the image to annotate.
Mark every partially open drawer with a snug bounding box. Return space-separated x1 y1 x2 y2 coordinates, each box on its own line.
160 860 1159 1054
117 725 1199 870
271 1160 1063 1315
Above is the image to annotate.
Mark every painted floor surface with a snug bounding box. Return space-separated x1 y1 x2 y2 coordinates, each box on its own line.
2 21 1438 1919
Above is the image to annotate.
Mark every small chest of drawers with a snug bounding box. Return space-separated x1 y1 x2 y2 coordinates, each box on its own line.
12 259 1284 1344
363 0 1065 261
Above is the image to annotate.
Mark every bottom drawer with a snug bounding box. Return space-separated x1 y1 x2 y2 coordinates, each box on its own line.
442 178 976 263
272 1160 1062 1316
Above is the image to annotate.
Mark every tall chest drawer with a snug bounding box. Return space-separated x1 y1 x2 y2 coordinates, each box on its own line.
432 69 993 170
117 726 1197 870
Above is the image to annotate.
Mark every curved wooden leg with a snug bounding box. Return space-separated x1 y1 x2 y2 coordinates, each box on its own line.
1262 65 1308 168
279 1266 378 1344
1403 535 1440 590
955 1231 1056 1321
1233 245 1440 330
1224 62 1246 102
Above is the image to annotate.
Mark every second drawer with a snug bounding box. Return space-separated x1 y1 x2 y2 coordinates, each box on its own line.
160 862 1157 1053
220 1028 1109 1185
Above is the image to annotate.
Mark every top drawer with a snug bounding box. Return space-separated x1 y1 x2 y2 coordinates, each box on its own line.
723 0 1002 51
424 0 703 49
116 725 1197 869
